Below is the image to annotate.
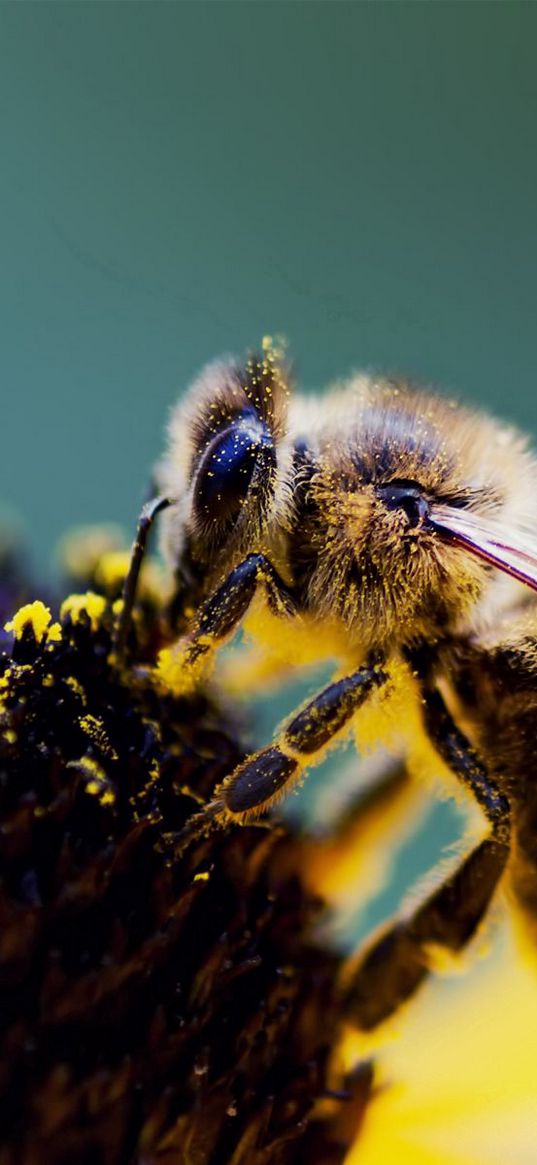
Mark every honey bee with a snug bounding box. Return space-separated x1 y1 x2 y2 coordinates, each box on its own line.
116 338 537 1031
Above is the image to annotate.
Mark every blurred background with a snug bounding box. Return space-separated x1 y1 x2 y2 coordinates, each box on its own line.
2 2 537 945
3 2 537 566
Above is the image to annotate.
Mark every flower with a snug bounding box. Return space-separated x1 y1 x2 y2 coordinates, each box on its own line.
346 919 537 1165
1 525 537 1165
0 533 370 1165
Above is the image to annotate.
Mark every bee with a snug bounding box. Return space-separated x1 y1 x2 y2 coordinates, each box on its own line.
116 337 537 1032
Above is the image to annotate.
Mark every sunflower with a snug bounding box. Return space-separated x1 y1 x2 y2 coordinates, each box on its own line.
0 528 535 1165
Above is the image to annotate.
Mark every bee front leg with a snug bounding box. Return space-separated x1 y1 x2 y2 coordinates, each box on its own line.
155 553 296 696
340 686 511 1031
175 664 388 850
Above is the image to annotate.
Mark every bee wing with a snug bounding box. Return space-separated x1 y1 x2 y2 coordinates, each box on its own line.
429 504 537 594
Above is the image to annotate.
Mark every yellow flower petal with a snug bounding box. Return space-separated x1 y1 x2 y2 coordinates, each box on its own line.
347 918 537 1165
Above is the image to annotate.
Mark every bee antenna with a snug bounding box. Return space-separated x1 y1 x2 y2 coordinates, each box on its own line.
113 494 176 662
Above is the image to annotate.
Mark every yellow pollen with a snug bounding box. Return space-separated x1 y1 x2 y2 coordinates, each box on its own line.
4 601 61 644
60 592 107 631
94 551 131 592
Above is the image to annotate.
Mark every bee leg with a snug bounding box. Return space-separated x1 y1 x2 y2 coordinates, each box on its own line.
113 494 176 660
340 686 511 1031
155 553 296 696
175 664 388 851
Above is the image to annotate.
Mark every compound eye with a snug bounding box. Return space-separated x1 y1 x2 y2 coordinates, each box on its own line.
378 480 430 528
194 416 275 523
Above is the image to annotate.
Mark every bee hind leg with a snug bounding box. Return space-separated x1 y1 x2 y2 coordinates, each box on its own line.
340 686 511 1031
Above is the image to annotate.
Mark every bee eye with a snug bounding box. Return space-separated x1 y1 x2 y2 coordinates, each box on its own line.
194 416 275 523
378 480 430 528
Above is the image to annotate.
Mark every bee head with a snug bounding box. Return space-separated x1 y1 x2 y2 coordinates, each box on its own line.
305 380 537 647
157 339 290 572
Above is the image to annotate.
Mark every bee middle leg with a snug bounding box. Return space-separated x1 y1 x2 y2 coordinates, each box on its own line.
176 663 389 849
340 686 511 1031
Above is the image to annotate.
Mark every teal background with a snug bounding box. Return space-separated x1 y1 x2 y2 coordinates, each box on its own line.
2 2 537 942
2 1 537 568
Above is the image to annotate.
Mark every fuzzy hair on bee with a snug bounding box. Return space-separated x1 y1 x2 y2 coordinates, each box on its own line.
156 340 537 648
117 338 537 1032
